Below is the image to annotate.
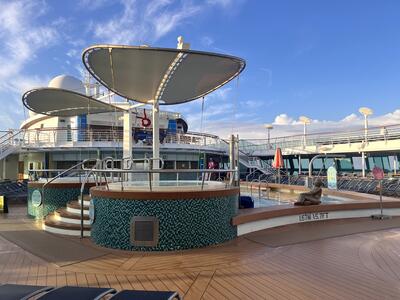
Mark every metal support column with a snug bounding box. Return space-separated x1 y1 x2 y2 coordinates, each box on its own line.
298 155 301 175
152 100 160 182
229 134 234 181
235 135 240 186
361 152 366 177
123 109 133 181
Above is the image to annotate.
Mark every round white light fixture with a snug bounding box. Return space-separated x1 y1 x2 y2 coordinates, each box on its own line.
358 107 373 116
299 116 311 124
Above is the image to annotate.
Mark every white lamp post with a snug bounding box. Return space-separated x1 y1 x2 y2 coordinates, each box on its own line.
264 124 273 149
299 116 311 148
358 107 373 177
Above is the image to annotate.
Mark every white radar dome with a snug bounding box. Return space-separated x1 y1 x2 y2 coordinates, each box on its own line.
48 75 85 94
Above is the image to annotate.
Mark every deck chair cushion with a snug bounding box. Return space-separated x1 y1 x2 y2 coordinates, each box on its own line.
0 284 53 300
37 286 116 300
110 290 180 300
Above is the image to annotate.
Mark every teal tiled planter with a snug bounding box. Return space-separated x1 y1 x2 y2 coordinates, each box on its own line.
90 189 239 251
27 182 91 219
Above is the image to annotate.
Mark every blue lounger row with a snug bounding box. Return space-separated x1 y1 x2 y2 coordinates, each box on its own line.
0 284 54 300
111 290 180 300
0 284 181 300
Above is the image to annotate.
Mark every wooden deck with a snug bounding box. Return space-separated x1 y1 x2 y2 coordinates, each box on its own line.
1 205 400 299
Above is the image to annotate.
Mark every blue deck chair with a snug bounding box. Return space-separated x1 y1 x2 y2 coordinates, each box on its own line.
110 290 180 300
0 284 54 300
37 286 116 300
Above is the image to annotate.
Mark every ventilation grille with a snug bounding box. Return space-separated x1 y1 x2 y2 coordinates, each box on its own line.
130 216 159 247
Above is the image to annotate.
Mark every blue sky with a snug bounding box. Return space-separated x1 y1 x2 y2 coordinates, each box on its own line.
1 0 400 138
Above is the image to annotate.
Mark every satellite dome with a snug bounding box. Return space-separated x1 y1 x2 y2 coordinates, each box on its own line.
48 75 85 94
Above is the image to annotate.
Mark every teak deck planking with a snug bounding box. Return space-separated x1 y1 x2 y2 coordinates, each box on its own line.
1 206 400 299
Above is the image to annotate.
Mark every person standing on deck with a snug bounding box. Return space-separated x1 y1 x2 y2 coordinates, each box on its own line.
207 158 216 180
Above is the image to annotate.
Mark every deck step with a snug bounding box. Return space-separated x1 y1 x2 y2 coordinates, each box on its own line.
77 194 91 206
43 216 91 237
53 208 90 225
67 201 90 216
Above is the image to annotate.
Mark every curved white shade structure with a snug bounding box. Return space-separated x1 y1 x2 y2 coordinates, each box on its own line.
82 45 246 105
22 88 125 117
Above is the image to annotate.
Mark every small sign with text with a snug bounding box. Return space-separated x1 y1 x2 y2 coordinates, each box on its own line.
299 212 329 222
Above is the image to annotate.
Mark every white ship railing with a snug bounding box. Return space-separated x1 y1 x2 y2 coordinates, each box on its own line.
240 123 400 155
3 128 225 150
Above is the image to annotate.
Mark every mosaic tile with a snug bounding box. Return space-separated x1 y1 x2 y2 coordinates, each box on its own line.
27 187 89 219
91 194 238 251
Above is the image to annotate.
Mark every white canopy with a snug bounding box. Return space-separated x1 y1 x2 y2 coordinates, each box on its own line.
82 45 245 104
22 88 125 116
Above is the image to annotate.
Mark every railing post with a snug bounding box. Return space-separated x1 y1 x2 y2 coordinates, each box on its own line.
148 171 152 191
201 170 206 190
80 191 84 239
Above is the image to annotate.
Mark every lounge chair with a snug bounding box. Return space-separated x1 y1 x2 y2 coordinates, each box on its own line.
37 286 116 300
110 290 181 300
0 284 54 300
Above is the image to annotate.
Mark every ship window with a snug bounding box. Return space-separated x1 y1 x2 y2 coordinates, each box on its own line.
339 158 352 170
324 158 334 168
373 157 384 169
190 161 198 169
312 158 323 169
388 156 398 171
368 157 375 169
352 157 363 170
176 161 188 169
292 158 299 168
300 158 309 169
382 157 390 170
163 161 174 169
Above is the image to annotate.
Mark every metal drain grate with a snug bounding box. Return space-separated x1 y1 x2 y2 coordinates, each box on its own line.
130 216 159 247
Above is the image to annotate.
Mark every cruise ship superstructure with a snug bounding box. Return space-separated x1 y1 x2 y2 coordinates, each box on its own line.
0 74 226 180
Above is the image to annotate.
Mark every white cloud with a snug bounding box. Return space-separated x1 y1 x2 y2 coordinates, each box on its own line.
66 49 78 58
206 0 234 7
201 36 214 47
273 114 294 125
153 4 201 40
0 0 58 94
191 109 400 140
341 113 359 122
145 0 173 16
78 0 110 10
88 0 237 45
0 0 60 129
243 100 265 109
6 75 50 96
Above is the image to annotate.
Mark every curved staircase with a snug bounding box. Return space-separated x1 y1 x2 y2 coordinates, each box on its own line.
43 195 92 236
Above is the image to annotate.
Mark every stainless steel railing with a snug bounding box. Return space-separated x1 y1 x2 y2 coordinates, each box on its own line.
7 128 224 149
239 123 400 155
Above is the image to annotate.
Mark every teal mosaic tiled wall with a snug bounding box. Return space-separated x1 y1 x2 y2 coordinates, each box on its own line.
91 194 238 251
27 186 88 219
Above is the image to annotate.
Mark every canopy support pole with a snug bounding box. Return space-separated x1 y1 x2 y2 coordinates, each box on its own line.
152 100 160 182
361 151 366 177
123 109 133 181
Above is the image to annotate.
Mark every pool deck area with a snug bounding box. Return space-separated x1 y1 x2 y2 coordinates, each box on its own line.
1 204 400 299
236 182 400 236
